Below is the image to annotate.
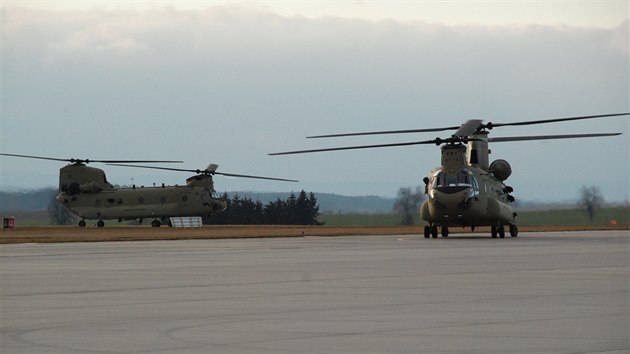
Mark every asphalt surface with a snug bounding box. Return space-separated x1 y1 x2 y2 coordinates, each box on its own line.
1 231 628 353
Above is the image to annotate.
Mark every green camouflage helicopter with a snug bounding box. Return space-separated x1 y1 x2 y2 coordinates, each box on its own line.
271 113 628 238
0 154 297 227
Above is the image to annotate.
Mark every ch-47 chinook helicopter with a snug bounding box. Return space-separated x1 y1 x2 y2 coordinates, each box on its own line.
270 113 629 238
0 153 297 227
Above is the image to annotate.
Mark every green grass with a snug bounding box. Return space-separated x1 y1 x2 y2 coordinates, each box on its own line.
515 207 628 226
320 207 629 226
6 207 628 228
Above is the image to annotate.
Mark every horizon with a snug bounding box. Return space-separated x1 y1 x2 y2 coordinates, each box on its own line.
1 185 627 207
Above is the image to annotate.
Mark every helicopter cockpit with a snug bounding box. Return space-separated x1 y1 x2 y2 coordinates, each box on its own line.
431 170 479 195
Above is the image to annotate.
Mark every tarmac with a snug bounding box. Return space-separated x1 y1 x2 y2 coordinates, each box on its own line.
1 231 628 353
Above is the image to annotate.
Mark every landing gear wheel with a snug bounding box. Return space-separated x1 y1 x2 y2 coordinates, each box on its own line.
491 226 497 238
441 226 449 238
151 220 161 228
498 225 505 238
78 220 86 228
424 226 431 239
431 225 438 238
97 220 104 228
510 224 518 237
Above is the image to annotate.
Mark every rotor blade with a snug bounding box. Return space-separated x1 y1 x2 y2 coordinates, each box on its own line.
0 153 182 165
107 164 298 182
487 113 630 129
213 172 298 182
307 113 630 139
0 153 70 162
91 160 183 164
269 139 440 155
107 164 200 173
488 133 621 143
453 119 483 137
306 126 461 139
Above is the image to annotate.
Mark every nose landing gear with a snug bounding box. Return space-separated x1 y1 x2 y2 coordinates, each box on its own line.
423 224 444 238
491 225 506 238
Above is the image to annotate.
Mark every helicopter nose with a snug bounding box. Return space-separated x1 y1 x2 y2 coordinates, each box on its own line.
430 186 474 210
433 185 470 194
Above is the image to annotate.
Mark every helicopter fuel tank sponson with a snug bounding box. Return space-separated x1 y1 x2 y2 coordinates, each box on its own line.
489 159 512 181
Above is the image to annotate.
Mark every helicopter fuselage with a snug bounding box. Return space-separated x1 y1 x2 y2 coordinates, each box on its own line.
420 165 515 228
419 136 517 236
55 165 227 226
56 184 227 222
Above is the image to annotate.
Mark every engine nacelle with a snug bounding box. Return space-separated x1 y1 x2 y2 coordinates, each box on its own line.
489 159 512 181
61 181 103 195
79 181 102 193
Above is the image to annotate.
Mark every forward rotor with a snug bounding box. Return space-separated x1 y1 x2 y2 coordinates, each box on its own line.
269 136 475 156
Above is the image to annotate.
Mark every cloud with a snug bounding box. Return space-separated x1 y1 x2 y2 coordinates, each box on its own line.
1 6 628 199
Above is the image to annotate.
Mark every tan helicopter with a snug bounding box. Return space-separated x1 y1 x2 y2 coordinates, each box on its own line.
0 154 297 227
270 113 629 238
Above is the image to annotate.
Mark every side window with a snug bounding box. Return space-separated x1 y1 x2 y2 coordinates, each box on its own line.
432 172 442 188
470 176 477 190
471 176 479 197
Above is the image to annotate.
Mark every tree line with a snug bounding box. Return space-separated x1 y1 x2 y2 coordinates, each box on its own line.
204 190 322 225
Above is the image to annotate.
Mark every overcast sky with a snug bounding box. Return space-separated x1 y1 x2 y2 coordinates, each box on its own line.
1 1 628 203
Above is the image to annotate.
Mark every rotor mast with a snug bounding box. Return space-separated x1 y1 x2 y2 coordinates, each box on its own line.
467 130 490 171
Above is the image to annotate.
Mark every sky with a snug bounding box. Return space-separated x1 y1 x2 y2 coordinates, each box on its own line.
1 1 629 203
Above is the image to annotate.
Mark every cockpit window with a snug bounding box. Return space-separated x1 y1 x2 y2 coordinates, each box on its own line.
433 170 478 190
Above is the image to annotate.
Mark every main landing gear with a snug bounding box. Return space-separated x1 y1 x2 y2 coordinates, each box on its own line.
424 225 448 238
76 218 173 228
423 223 518 238
150 218 173 227
491 224 518 238
77 219 105 227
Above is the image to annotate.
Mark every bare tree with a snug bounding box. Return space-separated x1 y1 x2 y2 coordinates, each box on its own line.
48 197 77 225
577 185 604 223
393 186 424 225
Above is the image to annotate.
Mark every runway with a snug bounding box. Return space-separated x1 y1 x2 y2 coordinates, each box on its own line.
1 231 628 353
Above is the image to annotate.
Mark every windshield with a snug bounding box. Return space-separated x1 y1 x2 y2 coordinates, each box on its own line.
433 170 478 190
